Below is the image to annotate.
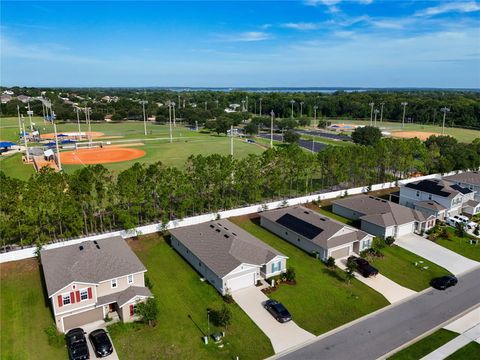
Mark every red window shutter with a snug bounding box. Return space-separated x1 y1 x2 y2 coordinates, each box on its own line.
57 295 63 307
129 304 134 316
70 292 76 304
87 288 92 299
75 291 80 302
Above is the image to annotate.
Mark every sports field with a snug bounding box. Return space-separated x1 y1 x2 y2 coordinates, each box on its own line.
0 117 265 179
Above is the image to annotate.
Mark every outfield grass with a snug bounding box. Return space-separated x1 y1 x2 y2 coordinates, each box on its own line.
433 227 480 262
229 216 389 335
328 119 480 143
0 153 36 180
108 234 273 360
388 329 458 360
0 259 66 360
446 341 480 359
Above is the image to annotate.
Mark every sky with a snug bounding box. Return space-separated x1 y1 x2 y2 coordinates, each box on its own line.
1 0 480 88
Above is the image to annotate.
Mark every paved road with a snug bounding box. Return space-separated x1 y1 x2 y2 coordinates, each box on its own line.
276 268 480 360
297 130 352 142
258 134 327 153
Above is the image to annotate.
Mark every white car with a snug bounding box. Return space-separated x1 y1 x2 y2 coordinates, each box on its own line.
452 215 476 229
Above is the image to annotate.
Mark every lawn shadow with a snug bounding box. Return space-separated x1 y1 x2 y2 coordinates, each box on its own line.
187 313 207 342
321 268 346 283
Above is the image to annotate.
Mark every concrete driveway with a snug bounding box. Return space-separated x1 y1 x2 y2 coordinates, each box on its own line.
82 321 119 360
232 287 315 353
337 259 416 303
396 234 480 275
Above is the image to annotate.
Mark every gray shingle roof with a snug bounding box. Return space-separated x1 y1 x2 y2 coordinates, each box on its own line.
97 286 152 308
169 219 285 278
405 179 471 198
464 199 480 208
261 206 370 249
40 237 147 297
414 200 447 212
333 195 420 227
444 172 480 186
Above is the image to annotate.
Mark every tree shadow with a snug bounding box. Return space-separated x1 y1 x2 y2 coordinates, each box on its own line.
321 268 346 283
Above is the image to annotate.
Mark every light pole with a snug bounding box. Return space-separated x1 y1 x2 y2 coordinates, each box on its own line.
26 102 34 131
75 107 81 137
313 105 318 125
270 110 275 149
311 137 315 152
246 96 248 112
290 100 295 119
21 115 30 162
230 125 234 156
380 102 385 123
53 122 62 171
300 102 304 117
168 103 173 143
241 100 245 112
401 102 408 128
259 98 262 116
440 107 450 135
205 101 207 111
141 100 148 135
17 105 22 137
172 102 176 127
369 102 374 126
373 109 380 127
215 100 219 109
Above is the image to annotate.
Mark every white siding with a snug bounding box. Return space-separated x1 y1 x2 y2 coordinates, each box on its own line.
396 222 415 237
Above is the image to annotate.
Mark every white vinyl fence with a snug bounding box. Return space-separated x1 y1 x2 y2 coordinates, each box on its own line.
0 171 458 263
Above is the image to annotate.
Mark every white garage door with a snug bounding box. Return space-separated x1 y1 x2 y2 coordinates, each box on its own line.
330 246 350 259
396 222 415 237
226 272 256 292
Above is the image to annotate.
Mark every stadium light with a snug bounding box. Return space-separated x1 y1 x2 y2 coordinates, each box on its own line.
26 102 34 131
259 98 262 116
21 114 30 162
270 110 275 148
17 105 22 136
230 125 234 156
369 102 374 126
168 103 173 143
440 107 450 135
241 100 245 112
290 100 295 119
401 102 408 128
75 107 81 136
140 100 148 135
380 102 385 123
300 102 304 117
53 122 62 171
374 109 380 127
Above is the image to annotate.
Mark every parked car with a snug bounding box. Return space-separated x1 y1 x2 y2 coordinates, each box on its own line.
452 215 476 229
446 217 462 228
430 275 458 290
65 328 89 360
348 256 379 278
89 329 113 358
264 299 292 323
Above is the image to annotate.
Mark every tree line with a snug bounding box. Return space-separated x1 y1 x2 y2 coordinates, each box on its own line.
1 135 478 248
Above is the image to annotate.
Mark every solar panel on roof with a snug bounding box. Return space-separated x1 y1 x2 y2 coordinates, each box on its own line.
276 213 323 240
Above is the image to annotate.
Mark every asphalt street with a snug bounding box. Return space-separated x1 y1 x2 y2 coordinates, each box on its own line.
258 134 327 153
276 267 480 360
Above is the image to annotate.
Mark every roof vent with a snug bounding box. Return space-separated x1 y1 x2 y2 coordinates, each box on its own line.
79 245 84 251
215 229 220 233
304 211 310 214
93 240 98 245
320 218 326 221
232 232 237 236
209 224 214 228
96 245 101 249
224 234 229 238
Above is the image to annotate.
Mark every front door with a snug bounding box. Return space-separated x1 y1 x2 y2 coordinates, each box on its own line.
108 303 115 313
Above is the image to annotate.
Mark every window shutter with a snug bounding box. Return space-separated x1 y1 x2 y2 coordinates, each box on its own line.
87 288 93 299
129 304 134 316
75 291 80 302
57 295 63 307
70 292 76 304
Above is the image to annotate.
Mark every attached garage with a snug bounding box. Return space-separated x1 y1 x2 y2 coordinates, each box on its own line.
226 272 256 292
395 222 415 238
62 307 103 332
330 246 350 259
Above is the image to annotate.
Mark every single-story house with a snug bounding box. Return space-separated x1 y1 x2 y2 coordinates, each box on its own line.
260 206 374 260
40 237 152 333
169 219 288 295
332 195 436 238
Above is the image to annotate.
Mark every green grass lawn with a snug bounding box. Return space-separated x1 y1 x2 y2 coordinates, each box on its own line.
433 227 480 262
0 153 36 180
108 234 273 360
388 329 458 360
446 341 480 359
367 245 451 291
0 259 66 360
229 216 389 335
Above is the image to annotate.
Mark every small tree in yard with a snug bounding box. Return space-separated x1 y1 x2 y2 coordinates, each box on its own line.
455 222 466 237
135 297 158 327
385 236 395 246
284 267 296 282
474 225 480 236
325 256 336 268
211 304 232 330
345 258 357 285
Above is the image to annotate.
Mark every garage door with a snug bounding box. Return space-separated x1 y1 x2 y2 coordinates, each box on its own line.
226 272 255 292
396 222 415 237
63 307 103 332
330 246 350 259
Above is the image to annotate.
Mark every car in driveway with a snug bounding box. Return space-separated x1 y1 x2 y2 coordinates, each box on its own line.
264 299 292 323
430 275 458 290
89 329 113 358
65 328 89 360
348 256 379 278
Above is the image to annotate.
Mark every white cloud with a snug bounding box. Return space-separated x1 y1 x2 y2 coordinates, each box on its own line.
357 0 373 4
218 31 272 42
282 22 321 30
415 1 480 17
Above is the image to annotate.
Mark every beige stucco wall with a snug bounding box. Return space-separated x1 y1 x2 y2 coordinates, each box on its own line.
51 282 97 315
96 272 145 297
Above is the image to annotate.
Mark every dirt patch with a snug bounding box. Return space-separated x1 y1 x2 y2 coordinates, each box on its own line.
60 147 145 165
390 131 440 141
0 258 39 279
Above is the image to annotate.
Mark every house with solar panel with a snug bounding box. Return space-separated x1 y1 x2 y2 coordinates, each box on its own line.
260 206 374 260
399 178 478 219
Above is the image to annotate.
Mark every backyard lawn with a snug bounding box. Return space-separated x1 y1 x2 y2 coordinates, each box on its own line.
108 234 274 360
388 329 458 360
0 259 66 360
433 227 480 262
229 216 389 335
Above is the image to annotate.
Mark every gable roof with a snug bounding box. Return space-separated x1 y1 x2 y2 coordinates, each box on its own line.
169 219 285 278
261 206 369 249
405 179 472 198
414 200 447 212
40 237 147 297
443 172 480 186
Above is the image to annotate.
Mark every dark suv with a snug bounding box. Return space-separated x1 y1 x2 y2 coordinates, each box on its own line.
264 299 292 323
65 328 89 360
89 329 113 358
430 275 458 290
348 256 379 278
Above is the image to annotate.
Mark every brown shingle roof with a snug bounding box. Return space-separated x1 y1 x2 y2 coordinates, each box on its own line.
40 237 146 297
97 286 152 308
169 219 285 278
444 172 480 186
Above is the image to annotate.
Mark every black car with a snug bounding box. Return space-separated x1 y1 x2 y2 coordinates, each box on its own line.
264 299 292 323
89 329 113 358
65 328 89 360
431 275 458 290
348 256 379 278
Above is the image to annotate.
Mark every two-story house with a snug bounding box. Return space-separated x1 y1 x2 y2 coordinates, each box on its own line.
40 237 152 333
399 179 476 219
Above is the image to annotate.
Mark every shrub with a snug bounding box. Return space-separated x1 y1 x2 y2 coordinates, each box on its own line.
210 304 232 330
372 237 385 251
223 292 234 304
284 267 296 282
44 325 64 348
474 225 480 236
455 222 466 237
145 275 153 290
135 297 158 327
325 256 336 268
385 236 395 246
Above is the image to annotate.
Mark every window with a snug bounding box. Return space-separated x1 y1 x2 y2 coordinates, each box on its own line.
62 294 71 305
362 239 372 250
416 191 420 197
111 279 117 288
428 194 432 200
127 274 134 284
80 289 88 301
276 261 282 272
271 263 275 273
